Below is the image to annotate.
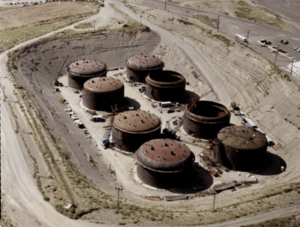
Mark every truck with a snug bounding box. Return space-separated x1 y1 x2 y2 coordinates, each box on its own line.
91 115 106 122
241 114 257 128
235 34 248 43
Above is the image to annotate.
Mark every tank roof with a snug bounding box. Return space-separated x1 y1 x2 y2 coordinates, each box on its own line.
136 139 193 172
187 100 230 122
126 54 164 71
84 77 124 93
146 70 186 87
68 60 107 76
217 126 268 150
114 110 161 133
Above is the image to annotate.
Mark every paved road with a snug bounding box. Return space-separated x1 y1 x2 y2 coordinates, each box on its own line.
131 0 300 64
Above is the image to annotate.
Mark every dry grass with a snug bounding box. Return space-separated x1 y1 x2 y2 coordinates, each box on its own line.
0 2 99 52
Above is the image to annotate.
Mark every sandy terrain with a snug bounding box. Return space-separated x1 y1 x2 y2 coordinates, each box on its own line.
0 2 98 30
1 0 300 226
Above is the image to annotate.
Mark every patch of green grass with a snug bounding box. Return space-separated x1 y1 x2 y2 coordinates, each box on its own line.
193 14 217 27
177 18 194 26
0 5 99 53
241 216 300 227
74 22 93 29
212 34 234 47
235 0 284 30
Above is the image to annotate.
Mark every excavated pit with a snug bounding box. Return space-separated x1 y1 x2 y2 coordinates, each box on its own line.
11 30 161 193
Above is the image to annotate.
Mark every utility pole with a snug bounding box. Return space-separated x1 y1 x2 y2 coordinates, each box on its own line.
217 16 220 32
247 30 250 40
92 20 96 32
186 11 189 20
274 46 279 65
212 193 216 212
165 0 167 10
115 186 123 212
290 58 295 75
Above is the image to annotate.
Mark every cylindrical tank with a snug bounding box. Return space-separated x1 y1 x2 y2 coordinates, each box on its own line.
215 126 268 170
183 100 231 139
126 54 164 82
68 60 107 89
136 139 195 188
112 110 161 152
82 77 124 111
145 70 186 101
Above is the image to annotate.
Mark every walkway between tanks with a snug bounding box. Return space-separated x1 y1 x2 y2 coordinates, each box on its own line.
110 0 232 106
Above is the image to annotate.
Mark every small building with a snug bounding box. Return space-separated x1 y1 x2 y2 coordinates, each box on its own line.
126 54 164 82
145 70 186 101
136 139 195 188
82 77 124 111
112 110 161 152
287 61 300 76
213 126 268 171
68 59 107 89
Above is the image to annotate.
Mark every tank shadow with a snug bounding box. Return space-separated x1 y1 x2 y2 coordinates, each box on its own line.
249 151 286 176
117 97 141 112
166 163 214 194
178 90 200 105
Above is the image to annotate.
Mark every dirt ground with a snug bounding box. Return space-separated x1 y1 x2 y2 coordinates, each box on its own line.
0 2 98 30
1 0 300 227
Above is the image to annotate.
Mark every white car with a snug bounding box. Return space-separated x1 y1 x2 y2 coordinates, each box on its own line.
297 48 300 52
294 46 298 50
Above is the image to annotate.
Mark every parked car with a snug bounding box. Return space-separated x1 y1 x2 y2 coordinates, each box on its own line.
280 40 289 44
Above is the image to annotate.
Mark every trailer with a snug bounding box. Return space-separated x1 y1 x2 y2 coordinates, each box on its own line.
235 34 248 43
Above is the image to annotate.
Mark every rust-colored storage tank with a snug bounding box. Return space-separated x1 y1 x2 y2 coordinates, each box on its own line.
68 60 107 89
145 70 186 101
215 126 268 170
183 100 231 139
136 139 194 188
112 110 161 152
126 54 164 82
82 77 124 111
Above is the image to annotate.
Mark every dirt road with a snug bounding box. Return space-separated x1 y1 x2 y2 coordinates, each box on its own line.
110 0 232 106
1 0 299 226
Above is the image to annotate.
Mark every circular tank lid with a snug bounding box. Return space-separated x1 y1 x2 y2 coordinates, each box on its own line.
84 77 124 93
186 100 230 122
146 70 186 87
136 139 193 172
217 126 268 150
114 110 161 133
68 60 107 76
126 54 164 71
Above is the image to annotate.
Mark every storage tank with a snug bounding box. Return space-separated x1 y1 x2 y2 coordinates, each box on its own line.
136 139 194 188
145 70 186 101
126 54 164 82
215 126 268 170
183 100 231 139
68 60 107 89
82 77 124 111
112 110 161 152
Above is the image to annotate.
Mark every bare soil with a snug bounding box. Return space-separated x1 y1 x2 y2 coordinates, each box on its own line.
0 2 98 30
2 1 300 227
